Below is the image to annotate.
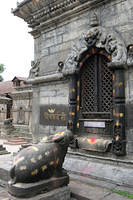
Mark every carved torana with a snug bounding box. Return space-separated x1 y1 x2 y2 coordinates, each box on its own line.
63 26 127 76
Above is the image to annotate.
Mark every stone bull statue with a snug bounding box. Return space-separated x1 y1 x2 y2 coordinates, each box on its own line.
9 129 73 184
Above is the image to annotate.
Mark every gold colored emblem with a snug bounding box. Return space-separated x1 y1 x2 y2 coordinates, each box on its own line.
48 108 55 113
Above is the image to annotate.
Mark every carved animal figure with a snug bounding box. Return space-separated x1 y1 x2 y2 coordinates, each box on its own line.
9 129 73 184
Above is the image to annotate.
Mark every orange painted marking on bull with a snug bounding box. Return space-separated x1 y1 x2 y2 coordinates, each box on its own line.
31 158 36 163
31 169 38 176
38 155 42 160
45 151 50 156
19 166 27 171
49 161 54 166
41 165 47 172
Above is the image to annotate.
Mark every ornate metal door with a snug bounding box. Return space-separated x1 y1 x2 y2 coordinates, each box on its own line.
80 54 113 114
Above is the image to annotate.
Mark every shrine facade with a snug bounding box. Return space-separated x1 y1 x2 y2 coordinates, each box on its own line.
13 0 133 157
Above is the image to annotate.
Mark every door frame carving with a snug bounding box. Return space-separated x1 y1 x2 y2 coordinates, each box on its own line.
63 26 127 155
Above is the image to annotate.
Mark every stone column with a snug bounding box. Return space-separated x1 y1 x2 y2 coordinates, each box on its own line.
68 75 77 132
111 64 126 155
32 86 40 143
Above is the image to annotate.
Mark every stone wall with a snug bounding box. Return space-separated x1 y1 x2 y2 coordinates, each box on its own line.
35 0 133 74
32 80 69 141
32 0 133 155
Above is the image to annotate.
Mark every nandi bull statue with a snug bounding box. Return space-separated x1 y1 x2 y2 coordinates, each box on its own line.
8 129 73 198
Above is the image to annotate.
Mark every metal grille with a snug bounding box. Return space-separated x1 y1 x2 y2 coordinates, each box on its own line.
81 54 113 113
101 56 113 112
81 56 95 112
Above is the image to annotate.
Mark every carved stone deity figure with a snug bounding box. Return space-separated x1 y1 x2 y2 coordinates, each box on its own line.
8 129 73 198
127 45 133 65
28 59 40 79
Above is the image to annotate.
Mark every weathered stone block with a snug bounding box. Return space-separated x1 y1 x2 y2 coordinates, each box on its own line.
126 141 133 153
41 48 49 57
40 97 49 105
9 186 70 200
41 35 63 48
49 41 74 55
49 96 68 105
63 30 83 43
39 50 69 74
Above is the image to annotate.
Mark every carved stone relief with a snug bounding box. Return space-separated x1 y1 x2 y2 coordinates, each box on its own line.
28 59 40 79
63 26 127 75
127 45 133 66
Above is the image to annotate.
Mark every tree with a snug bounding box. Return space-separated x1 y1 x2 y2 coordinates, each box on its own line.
0 64 4 82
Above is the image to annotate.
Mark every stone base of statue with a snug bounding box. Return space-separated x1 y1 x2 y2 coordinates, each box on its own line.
8 175 69 198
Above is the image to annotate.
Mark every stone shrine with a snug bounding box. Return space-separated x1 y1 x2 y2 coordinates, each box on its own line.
12 0 133 191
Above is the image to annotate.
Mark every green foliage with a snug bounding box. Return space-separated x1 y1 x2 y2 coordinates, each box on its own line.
111 189 133 199
0 64 5 82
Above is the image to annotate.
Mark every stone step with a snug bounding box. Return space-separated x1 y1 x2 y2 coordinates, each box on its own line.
3 137 29 145
69 180 131 200
70 180 109 200
3 141 28 145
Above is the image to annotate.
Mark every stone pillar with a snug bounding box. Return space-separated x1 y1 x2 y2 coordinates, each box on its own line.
68 75 77 132
111 65 126 155
32 86 40 143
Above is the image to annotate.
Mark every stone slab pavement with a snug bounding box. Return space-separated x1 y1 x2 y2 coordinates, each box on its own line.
0 181 132 200
69 180 132 200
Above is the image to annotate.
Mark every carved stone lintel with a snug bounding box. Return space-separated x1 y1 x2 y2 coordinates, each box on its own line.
63 27 127 75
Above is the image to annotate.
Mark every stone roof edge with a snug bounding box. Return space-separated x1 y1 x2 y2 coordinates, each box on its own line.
0 96 12 101
10 90 32 95
12 0 31 12
12 0 112 33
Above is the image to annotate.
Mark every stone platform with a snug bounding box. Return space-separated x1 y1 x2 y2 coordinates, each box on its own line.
8 176 69 198
1 186 71 200
0 180 132 200
63 151 133 191
8 186 71 200
0 153 133 199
